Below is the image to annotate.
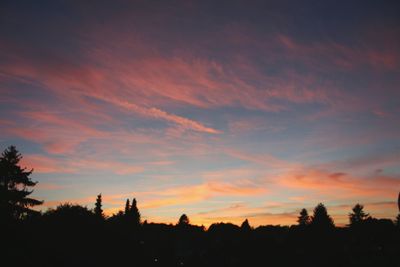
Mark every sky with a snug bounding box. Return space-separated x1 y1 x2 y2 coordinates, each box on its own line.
1 0 399 227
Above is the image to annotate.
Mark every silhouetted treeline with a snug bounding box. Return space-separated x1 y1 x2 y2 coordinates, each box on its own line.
2 146 400 267
4 205 400 267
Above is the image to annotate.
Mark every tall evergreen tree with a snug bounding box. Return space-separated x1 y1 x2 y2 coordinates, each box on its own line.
94 193 104 219
310 203 334 229
297 208 310 226
349 204 369 227
124 198 130 215
129 198 141 225
0 146 43 221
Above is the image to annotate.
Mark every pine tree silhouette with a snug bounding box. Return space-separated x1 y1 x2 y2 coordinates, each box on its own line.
297 208 310 226
0 146 43 221
94 193 104 219
130 198 141 225
124 199 130 215
348 204 369 227
240 219 251 231
310 203 334 229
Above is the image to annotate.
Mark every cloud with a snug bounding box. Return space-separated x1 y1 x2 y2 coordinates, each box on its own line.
276 168 400 198
21 153 145 175
224 148 297 169
20 154 75 174
106 98 221 134
35 183 66 191
277 33 400 71
139 180 266 209
0 55 222 135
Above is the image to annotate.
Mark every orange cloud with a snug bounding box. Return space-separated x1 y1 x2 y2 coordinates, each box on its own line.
276 168 400 198
139 180 266 210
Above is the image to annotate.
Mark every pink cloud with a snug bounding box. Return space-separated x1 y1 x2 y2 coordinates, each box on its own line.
20 153 145 175
277 33 400 71
1 33 349 116
6 111 106 154
20 154 75 174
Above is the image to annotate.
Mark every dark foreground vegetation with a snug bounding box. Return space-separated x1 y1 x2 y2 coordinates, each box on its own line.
2 146 400 267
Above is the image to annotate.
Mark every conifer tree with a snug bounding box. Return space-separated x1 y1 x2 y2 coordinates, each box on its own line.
0 146 43 221
349 204 369 227
310 203 334 229
124 198 130 215
241 218 251 231
130 198 141 225
94 193 104 219
297 208 310 226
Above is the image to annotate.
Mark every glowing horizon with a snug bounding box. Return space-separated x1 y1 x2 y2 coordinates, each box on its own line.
1 1 399 227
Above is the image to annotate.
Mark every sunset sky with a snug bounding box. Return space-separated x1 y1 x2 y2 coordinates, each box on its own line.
1 0 399 226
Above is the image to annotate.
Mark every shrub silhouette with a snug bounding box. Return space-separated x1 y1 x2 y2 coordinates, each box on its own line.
44 203 95 221
395 213 400 227
178 214 190 226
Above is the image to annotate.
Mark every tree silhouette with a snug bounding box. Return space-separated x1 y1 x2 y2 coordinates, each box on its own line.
124 198 130 215
44 203 96 226
310 203 334 229
297 208 310 226
397 191 400 213
397 192 400 227
178 214 190 226
0 146 43 221
129 198 141 225
108 210 125 223
94 193 104 219
349 203 369 227
395 213 400 227
241 218 251 231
